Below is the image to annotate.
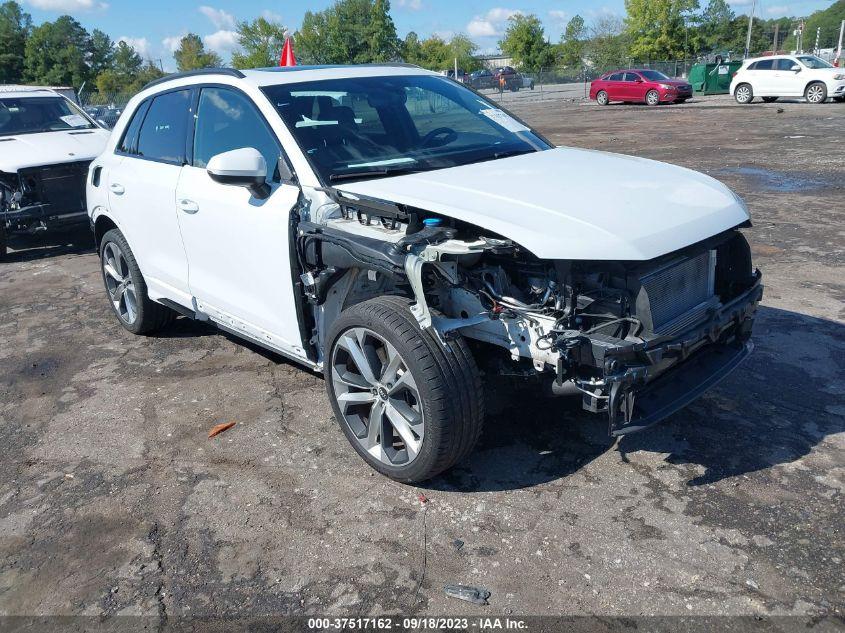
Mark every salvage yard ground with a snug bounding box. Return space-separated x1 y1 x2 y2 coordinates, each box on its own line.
0 94 843 622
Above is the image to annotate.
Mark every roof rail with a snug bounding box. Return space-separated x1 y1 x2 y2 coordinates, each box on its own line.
142 68 246 91
254 62 423 73
0 85 56 94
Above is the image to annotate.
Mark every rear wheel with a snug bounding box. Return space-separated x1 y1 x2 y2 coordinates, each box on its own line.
762 96 779 103
735 83 753 104
99 229 174 334
596 90 609 106
326 296 484 483
646 90 660 106
805 82 827 104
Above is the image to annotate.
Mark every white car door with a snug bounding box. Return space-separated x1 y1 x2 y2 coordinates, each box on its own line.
174 86 305 356
772 58 802 96
106 90 192 303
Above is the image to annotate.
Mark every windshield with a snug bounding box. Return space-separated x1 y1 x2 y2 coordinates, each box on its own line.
262 74 550 182
0 96 95 136
639 70 671 81
797 55 833 69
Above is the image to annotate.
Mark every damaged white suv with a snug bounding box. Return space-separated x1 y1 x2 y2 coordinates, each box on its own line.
88 65 762 482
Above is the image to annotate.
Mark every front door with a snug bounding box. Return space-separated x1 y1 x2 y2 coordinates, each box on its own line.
106 89 192 303
623 72 647 101
772 58 802 96
174 86 304 355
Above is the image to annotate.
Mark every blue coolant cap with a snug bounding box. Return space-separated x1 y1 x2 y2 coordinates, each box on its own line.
423 218 443 227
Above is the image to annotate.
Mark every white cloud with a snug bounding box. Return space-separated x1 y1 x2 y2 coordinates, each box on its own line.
396 0 422 9
548 9 567 24
765 5 790 16
204 29 240 55
118 36 150 57
163 34 186 53
26 0 107 11
466 7 521 38
198 5 236 30
261 9 284 23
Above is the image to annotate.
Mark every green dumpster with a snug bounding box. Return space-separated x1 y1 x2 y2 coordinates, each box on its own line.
688 61 743 95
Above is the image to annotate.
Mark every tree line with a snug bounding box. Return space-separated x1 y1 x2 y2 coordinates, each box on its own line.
1 0 842 98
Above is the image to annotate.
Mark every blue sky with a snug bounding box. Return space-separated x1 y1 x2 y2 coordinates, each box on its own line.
21 0 835 70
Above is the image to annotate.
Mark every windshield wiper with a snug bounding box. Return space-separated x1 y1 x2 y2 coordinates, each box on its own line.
492 148 535 160
329 167 421 182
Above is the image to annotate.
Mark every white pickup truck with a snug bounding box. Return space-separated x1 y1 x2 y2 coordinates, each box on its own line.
87 65 763 482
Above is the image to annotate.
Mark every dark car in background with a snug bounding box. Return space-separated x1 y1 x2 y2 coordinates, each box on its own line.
590 69 693 106
469 68 496 89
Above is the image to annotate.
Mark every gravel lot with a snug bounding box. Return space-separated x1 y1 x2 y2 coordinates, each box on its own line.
1 94 843 625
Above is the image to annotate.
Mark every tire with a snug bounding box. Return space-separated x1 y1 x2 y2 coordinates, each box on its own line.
762 96 778 103
99 228 174 335
325 296 484 483
596 90 609 106
646 90 660 106
833 96 844 103
805 82 827 104
735 83 753 104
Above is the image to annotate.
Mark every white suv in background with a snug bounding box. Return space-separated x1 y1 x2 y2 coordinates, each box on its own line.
731 54 845 104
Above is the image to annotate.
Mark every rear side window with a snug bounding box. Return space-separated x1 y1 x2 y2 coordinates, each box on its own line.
117 100 149 154
754 59 774 70
136 89 191 164
608 73 623 81
623 73 641 82
192 87 284 182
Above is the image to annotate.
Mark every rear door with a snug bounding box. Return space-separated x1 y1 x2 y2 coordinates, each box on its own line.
748 59 775 94
106 89 192 303
174 85 304 355
605 73 625 100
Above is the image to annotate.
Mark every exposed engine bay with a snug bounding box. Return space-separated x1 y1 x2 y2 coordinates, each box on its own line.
0 160 91 236
295 187 763 435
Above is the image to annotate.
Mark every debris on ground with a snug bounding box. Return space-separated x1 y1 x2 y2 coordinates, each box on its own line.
208 422 236 438
453 539 465 551
417 493 428 504
444 584 491 605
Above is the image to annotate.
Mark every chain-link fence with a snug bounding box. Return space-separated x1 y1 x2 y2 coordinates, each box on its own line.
78 92 132 129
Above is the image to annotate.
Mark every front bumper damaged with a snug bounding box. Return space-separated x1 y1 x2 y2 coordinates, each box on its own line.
566 270 763 436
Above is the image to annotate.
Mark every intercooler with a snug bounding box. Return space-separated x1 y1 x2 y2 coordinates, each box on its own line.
633 250 719 336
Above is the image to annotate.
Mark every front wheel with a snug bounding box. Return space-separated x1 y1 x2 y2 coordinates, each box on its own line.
805 82 827 104
735 83 753 104
646 90 660 106
596 90 609 106
99 228 174 334
326 296 484 483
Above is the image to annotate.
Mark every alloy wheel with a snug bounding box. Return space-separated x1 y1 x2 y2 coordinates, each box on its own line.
647 90 660 106
736 86 751 103
806 84 825 103
102 242 138 325
597 91 608 105
331 327 424 467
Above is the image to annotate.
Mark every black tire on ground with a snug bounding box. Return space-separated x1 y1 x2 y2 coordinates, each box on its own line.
834 96 844 102
646 89 660 106
325 296 484 483
735 83 753 104
805 82 827 104
762 96 779 103
99 228 175 335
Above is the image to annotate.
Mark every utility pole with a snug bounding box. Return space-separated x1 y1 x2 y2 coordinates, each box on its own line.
744 0 757 58
772 23 779 54
836 20 844 67
814 27 821 55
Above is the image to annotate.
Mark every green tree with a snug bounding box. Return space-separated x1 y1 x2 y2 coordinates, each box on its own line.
231 16 287 68
699 0 735 52
88 28 113 77
559 14 587 66
787 0 845 50
296 0 374 64
448 33 480 72
416 34 449 69
586 15 630 71
127 60 165 93
95 40 142 94
173 33 222 71
499 13 556 71
0 1 31 83
23 15 91 86
368 0 398 61
401 31 423 65
624 0 699 60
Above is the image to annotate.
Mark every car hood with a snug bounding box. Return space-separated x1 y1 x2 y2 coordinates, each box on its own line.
335 147 750 261
0 128 110 172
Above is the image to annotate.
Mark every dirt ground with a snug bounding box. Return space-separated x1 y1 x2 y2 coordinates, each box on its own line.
1 95 843 626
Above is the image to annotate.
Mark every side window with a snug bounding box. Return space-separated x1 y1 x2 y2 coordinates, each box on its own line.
136 89 191 164
608 73 624 81
624 73 641 82
117 100 149 154
193 87 284 182
776 59 795 70
755 59 774 71
747 62 758 70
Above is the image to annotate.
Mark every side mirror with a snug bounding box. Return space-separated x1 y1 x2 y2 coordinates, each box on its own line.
791 64 801 72
207 147 270 199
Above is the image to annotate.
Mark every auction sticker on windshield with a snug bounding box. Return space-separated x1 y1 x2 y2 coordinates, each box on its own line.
60 114 89 128
479 108 529 133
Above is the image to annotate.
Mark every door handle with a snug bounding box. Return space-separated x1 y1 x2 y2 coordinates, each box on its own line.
110 183 125 195
178 199 199 214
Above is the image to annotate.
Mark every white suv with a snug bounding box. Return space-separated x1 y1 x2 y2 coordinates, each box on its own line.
731 54 845 104
88 65 762 482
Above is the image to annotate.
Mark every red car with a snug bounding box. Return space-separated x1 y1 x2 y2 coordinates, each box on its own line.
590 69 693 106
